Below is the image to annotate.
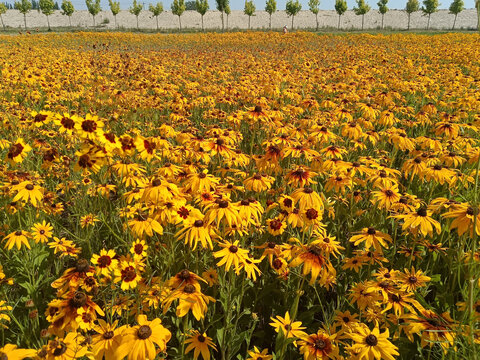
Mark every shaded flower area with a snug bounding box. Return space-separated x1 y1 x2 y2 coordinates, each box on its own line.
0 32 479 359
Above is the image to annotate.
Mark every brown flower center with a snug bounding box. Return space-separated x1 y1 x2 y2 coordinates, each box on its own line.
184 284 196 294
229 245 238 253
365 334 378 346
53 342 67 356
137 325 152 339
103 330 114 339
61 117 75 129
81 120 97 133
70 291 87 308
7 143 24 159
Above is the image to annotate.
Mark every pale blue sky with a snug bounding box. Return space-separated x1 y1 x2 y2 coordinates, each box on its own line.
19 0 478 11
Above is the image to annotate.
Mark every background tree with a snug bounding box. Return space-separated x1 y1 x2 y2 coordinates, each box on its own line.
14 0 32 29
61 0 74 26
405 0 419 29
335 0 347 29
422 0 439 29
354 0 370 30
476 0 479 31
195 0 208 31
185 0 195 9
171 0 185 30
85 0 101 26
130 0 142 29
215 0 227 31
244 0 255 29
285 0 301 29
308 0 320 31
0 2 7 29
39 0 54 30
109 0 120 27
448 0 463 29
377 0 388 29
225 2 230 29
149 2 163 30
265 0 276 30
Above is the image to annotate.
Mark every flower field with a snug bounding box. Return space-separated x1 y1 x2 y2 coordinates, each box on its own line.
1 32 480 359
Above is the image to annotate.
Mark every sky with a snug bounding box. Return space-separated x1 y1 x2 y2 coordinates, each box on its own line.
12 0 478 11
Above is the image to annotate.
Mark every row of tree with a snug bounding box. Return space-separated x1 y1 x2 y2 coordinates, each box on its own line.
1 0 479 31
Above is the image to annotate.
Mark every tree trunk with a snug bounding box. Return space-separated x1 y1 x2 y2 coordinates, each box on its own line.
201 14 204 31
338 14 341 29
24 13 27 29
381 13 384 29
452 13 457 30
269 13 271 29
291 14 294 29
316 13 318 31
248 15 250 29
136 15 139 29
93 15 96 27
114 14 117 28
427 13 430 30
477 1 480 31
362 14 364 30
226 14 229 29
407 13 410 30
0 14 4 30
69 15 72 27
221 11 224 31
156 15 159 30
178 15 181 30
47 15 50 30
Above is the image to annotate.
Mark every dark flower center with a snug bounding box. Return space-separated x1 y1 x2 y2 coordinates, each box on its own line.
152 178 162 187
137 325 152 339
61 117 75 129
269 219 283 231
273 258 283 269
103 330 114 339
218 200 228 208
343 316 350 323
7 143 24 159
15 231 23 236
184 284 196 294
408 276 418 283
365 334 378 346
367 227 376 235
70 291 87 308
314 339 327 350
76 259 90 273
81 120 97 133
308 245 322 256
417 208 427 217
254 105 263 113
384 190 394 196
53 342 67 356
194 220 204 227
198 173 207 179
25 184 34 190
121 266 136 282
134 244 144 255
198 334 206 342
303 187 313 194
229 245 238 253
306 208 319 220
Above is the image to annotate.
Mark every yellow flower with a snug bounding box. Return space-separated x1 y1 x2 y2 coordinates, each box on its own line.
270 311 307 339
11 181 44 207
3 230 30 250
115 314 172 360
0 344 36 360
348 324 399 360
6 138 31 164
31 220 53 243
184 330 217 360
213 240 249 272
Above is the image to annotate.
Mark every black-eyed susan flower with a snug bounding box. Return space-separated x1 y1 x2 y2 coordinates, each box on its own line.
11 181 44 207
91 249 118 279
0 344 36 360
184 330 217 360
270 311 307 339
6 138 32 164
348 324 399 360
30 220 53 244
3 230 30 250
246 347 273 360
213 240 249 272
91 319 124 360
298 330 339 360
116 314 171 360
349 228 392 252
